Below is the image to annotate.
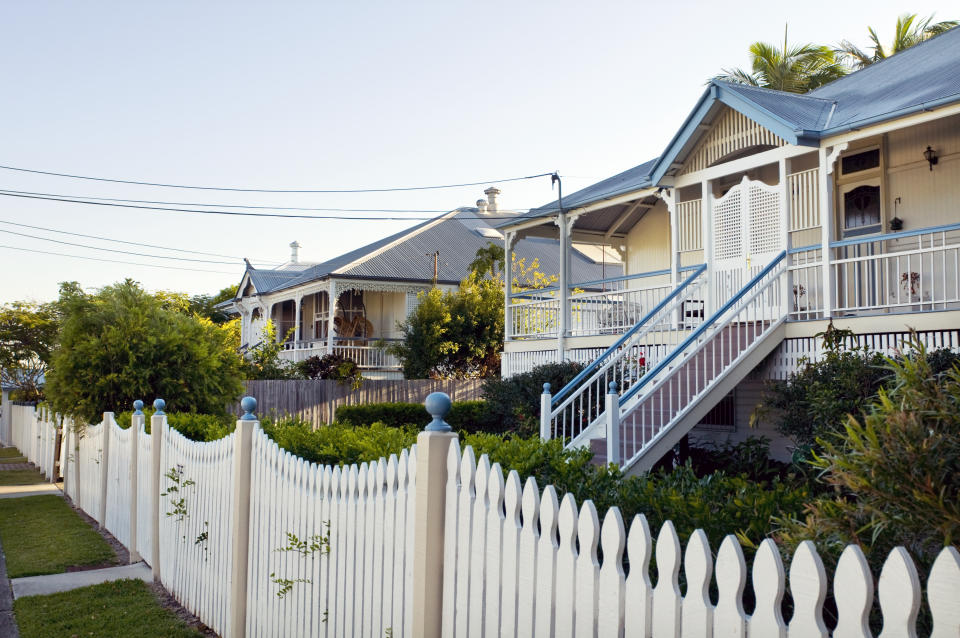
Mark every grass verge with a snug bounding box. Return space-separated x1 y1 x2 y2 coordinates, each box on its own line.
0 446 24 458
14 579 206 638
0 469 47 486
0 495 116 577
0 455 27 464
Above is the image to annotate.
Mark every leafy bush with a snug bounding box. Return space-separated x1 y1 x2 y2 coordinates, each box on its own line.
243 321 298 380
335 400 498 434
777 341 960 574
687 436 792 483
294 353 362 389
114 409 234 442
46 280 244 424
261 418 417 466
480 361 586 437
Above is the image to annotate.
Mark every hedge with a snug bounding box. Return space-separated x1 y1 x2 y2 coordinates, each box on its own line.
335 400 498 434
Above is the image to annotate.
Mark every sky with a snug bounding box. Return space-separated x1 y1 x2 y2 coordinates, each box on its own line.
1 0 957 303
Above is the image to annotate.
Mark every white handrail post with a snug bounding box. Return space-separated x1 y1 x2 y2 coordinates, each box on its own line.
606 382 620 466
99 412 113 528
150 398 166 582
129 400 144 564
540 383 552 441
230 396 258 638
413 392 459 638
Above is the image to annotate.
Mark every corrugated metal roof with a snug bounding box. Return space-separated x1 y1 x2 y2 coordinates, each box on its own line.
241 209 622 295
716 82 834 131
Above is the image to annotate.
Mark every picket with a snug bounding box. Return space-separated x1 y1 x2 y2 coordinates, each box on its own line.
516 477 541 637
713 536 747 638
597 507 626 638
624 514 654 638
877 547 921 638
833 545 873 638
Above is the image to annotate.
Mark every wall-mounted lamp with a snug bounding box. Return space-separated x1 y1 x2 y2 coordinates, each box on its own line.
890 197 904 231
923 145 939 171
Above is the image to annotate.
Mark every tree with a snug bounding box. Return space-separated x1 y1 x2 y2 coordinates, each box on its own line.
243 321 299 380
836 13 958 69
0 302 60 401
715 25 847 93
45 280 244 423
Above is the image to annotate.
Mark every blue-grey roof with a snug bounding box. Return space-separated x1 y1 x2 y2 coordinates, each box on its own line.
239 209 622 295
516 27 960 224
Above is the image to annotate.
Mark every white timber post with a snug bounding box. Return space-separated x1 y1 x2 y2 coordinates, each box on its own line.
150 398 166 582
412 392 459 638
779 157 792 316
556 215 571 360
293 294 303 344
229 396 258 638
540 383 552 441
819 146 839 319
504 231 515 342
605 382 620 466
98 411 113 528
129 400 144 564
0 387 10 446
700 180 715 317
326 280 337 355
662 189 680 326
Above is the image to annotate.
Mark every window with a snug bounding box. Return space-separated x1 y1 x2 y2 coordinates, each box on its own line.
843 184 881 232
841 149 880 175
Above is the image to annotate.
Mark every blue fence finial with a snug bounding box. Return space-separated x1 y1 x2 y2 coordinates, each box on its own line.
608 381 618 393
133 400 144 415
424 392 452 432
152 398 165 415
543 382 551 394
240 396 258 421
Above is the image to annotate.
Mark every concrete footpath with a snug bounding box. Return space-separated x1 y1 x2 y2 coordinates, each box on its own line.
11 562 152 599
0 483 61 499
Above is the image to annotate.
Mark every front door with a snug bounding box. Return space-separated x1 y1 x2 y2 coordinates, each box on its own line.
712 176 785 313
837 179 883 311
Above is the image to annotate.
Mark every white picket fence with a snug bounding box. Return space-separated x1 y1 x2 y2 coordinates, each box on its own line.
8 403 59 480
9 403 960 638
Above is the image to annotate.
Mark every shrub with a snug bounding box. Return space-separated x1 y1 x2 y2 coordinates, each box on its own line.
114 409 234 442
294 353 362 388
260 418 417 466
687 436 792 483
46 280 244 424
777 341 960 574
480 361 586 437
335 400 498 434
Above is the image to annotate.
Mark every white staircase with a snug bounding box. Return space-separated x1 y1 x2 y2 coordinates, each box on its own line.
543 252 789 473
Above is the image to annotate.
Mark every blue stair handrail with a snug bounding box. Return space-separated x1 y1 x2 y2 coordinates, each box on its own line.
618 250 787 406
550 264 707 406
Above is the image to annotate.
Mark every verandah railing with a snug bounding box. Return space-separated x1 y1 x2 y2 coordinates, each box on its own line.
8 399 960 637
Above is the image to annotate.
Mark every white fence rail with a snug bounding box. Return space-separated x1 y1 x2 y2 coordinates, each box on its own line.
9 401 960 638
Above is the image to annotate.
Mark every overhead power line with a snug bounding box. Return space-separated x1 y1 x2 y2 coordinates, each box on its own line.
0 219 280 264
0 163 554 193
0 243 236 274
0 227 256 265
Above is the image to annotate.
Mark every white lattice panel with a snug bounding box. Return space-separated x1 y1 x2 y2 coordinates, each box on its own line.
713 188 742 260
748 182 783 256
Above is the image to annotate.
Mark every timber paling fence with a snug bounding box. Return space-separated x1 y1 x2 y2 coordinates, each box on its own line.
5 400 960 638
235 379 485 427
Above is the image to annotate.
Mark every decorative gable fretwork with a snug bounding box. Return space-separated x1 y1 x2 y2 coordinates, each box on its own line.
680 107 787 175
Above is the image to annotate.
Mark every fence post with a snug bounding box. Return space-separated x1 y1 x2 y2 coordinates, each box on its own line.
413 392 459 638
99 412 113 528
0 387 10 446
129 400 144 564
606 382 620 466
229 396 258 638
540 383 552 441
150 398 166 582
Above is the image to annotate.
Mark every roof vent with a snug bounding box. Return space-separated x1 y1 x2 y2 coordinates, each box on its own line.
289 241 301 264
476 199 488 214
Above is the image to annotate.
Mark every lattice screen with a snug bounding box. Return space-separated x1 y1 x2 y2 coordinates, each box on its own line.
748 183 783 256
680 107 786 175
713 188 742 260
676 199 703 252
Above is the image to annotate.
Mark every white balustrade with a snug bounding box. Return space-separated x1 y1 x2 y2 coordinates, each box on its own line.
507 292 561 340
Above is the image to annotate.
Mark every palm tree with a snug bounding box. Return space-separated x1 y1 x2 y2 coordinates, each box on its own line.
836 13 958 69
715 25 847 93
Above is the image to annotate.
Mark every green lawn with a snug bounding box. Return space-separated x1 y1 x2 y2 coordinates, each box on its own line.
14 579 207 638
0 495 116 577
0 446 23 457
0 468 47 486
0 456 28 464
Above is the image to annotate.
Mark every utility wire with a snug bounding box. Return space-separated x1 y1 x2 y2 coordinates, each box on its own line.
0 164 554 193
0 243 236 274
0 228 254 264
0 190 537 221
0 219 280 264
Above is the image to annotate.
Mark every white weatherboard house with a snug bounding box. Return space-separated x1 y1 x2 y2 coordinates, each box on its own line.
228 188 622 378
501 28 960 470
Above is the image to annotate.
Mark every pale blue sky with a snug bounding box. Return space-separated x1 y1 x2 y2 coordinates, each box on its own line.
1 0 955 302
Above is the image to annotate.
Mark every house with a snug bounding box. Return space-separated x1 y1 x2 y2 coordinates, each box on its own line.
227 188 623 379
499 28 960 470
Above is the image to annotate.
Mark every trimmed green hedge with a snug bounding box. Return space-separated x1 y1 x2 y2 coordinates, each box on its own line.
114 409 234 441
335 400 497 434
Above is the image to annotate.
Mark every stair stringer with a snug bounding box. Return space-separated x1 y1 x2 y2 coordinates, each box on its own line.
621 321 786 477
